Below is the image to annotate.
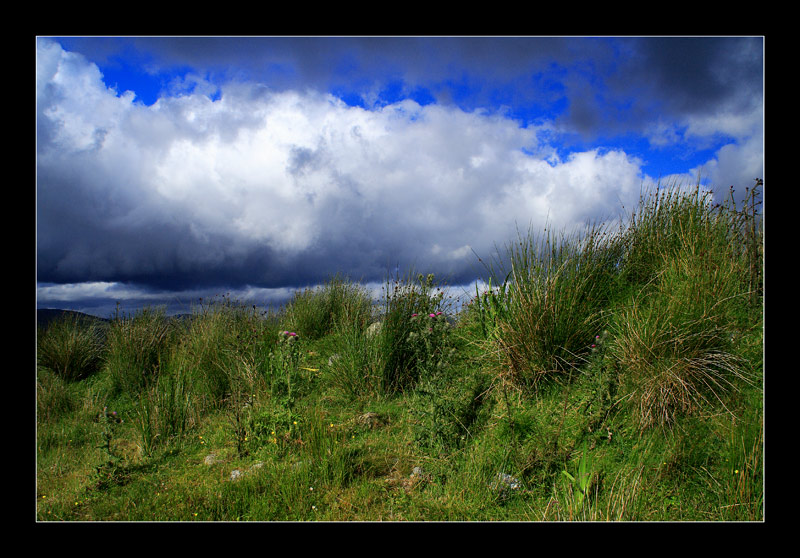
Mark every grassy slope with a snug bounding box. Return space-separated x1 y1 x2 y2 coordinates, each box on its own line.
35 183 764 522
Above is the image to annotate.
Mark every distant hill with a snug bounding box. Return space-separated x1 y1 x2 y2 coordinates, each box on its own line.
36 309 109 331
36 308 196 331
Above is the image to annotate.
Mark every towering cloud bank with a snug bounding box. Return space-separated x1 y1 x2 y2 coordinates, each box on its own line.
37 37 762 317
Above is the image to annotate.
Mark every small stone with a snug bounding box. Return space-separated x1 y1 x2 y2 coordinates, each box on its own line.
203 454 218 466
230 469 242 481
496 472 520 490
357 412 388 429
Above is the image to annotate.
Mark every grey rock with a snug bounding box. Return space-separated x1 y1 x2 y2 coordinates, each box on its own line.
229 462 265 481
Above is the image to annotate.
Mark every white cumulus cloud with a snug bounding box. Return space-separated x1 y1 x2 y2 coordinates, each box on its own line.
37 38 659 295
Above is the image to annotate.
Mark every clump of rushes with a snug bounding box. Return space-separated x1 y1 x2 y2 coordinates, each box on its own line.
608 182 759 431
133 348 195 457
493 221 622 389
326 317 384 400
37 313 105 382
283 274 374 340
36 368 76 423
104 305 174 395
180 296 279 411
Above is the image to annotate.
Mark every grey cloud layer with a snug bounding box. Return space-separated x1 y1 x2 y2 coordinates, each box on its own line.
54 37 763 138
36 38 762 298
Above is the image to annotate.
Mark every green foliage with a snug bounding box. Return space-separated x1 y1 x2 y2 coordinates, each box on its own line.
607 183 760 431
326 319 384 401
178 296 281 410
132 351 194 457
493 222 621 388
560 440 596 518
93 405 129 489
379 271 452 394
37 314 105 382
720 403 763 521
473 274 512 341
37 368 77 423
411 364 492 455
104 306 175 395
35 180 763 522
283 273 374 340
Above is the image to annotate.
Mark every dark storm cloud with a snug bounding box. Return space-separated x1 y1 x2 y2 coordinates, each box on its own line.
548 37 764 138
622 37 763 114
53 36 762 136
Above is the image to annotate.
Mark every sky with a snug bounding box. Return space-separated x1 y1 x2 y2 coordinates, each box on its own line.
36 36 764 318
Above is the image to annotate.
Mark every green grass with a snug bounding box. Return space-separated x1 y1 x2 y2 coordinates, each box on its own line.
36 180 764 522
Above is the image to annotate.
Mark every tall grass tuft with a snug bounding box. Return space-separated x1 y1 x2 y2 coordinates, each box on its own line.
104 306 175 395
493 222 622 389
36 368 77 423
615 179 762 306
283 273 374 340
608 182 760 431
130 340 197 457
179 296 280 411
37 314 105 382
326 318 384 400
